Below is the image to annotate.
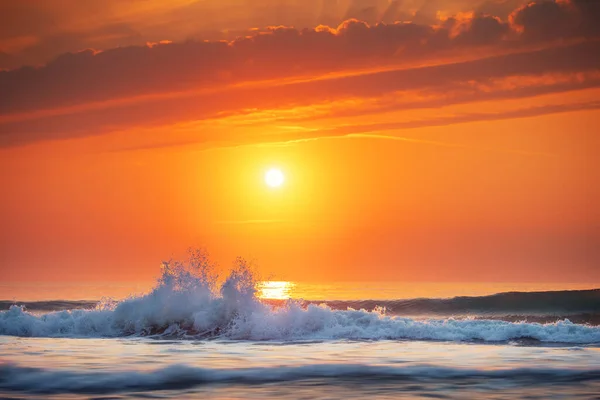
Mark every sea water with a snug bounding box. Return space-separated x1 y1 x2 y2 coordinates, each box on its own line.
1 255 599 399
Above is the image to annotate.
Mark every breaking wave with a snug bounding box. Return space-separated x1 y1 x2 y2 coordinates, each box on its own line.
1 363 599 394
1 250 599 343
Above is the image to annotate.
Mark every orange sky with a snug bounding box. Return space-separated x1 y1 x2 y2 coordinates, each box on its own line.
0 0 598 283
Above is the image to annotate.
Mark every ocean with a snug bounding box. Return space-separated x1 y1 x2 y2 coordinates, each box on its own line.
1 261 599 399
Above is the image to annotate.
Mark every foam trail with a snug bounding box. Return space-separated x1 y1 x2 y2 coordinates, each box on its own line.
2 363 599 394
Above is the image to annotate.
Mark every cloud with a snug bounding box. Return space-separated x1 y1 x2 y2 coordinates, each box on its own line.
102 95 600 156
309 99 600 140
0 0 599 148
450 15 509 45
509 0 600 40
510 0 578 40
0 51 13 69
476 0 528 20
1 41 599 148
3 1 599 115
0 0 502 68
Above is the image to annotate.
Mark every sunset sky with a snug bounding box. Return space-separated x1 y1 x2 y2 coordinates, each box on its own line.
0 0 598 284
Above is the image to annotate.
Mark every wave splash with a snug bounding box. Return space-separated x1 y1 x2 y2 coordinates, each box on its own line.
1 250 600 343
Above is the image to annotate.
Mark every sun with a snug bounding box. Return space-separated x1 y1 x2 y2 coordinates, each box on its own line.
265 168 285 188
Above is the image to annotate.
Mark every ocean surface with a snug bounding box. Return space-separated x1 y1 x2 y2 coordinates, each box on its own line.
1 261 599 399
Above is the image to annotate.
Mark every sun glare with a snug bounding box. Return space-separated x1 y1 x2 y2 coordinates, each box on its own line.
265 168 285 188
257 281 295 299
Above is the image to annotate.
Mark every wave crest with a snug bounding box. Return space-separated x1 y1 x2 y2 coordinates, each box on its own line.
1 250 600 343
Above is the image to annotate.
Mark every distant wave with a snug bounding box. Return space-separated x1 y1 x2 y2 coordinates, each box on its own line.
315 289 600 315
0 300 97 312
1 252 599 343
4 289 599 317
2 363 599 394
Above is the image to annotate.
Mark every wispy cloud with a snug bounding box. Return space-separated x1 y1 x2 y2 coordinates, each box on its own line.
91 93 600 156
256 132 557 158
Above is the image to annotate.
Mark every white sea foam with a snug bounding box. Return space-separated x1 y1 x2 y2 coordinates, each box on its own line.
2 301 600 343
1 251 599 343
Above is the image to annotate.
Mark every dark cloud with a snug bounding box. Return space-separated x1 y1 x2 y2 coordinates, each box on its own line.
572 0 600 36
510 0 577 40
451 15 510 45
0 0 567 70
0 51 13 69
1 40 599 148
0 0 432 68
1 0 599 147
477 0 528 20
0 20 471 115
509 0 600 40
5 0 600 116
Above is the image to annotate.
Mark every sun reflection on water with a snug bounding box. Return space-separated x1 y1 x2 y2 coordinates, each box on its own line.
257 281 296 300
